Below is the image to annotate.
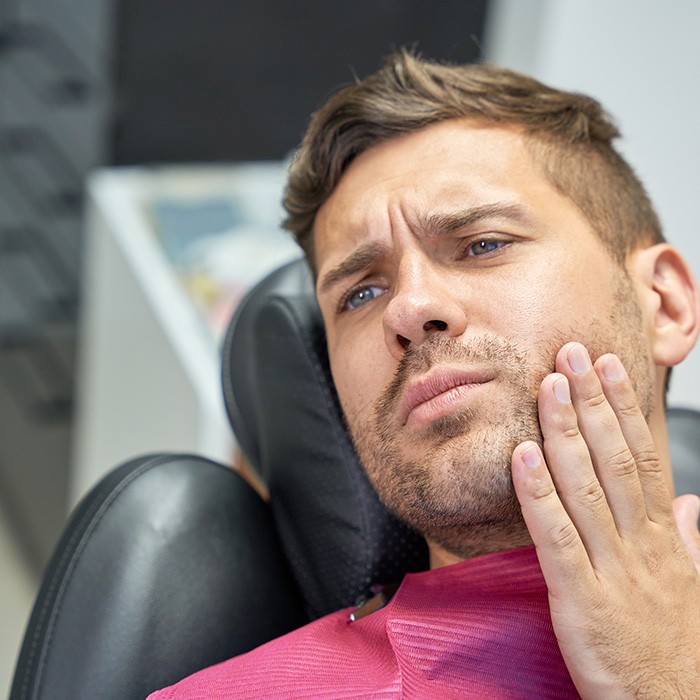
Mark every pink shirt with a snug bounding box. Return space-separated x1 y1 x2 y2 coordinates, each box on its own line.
150 546 579 698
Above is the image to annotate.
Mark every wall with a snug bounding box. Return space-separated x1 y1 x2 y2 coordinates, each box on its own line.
113 0 488 163
485 0 700 409
0 0 112 570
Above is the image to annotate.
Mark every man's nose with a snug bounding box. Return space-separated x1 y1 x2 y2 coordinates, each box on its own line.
382 257 468 361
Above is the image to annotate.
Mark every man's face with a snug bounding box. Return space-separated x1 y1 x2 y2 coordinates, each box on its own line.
314 120 654 558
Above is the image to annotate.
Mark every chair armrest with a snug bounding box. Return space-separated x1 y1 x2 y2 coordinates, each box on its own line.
11 454 308 700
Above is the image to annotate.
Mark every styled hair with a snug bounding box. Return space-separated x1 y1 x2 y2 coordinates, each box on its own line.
283 49 663 269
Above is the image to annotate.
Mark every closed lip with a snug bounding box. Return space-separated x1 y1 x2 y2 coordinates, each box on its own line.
399 366 494 426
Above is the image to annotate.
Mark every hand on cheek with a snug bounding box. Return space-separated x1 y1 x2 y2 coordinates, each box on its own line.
511 342 700 699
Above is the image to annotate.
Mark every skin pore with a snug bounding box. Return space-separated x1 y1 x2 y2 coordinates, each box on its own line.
314 119 658 564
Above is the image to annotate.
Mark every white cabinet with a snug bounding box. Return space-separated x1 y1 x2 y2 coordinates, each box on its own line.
72 165 300 503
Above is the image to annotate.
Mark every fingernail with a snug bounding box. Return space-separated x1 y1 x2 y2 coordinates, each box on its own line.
601 355 626 382
522 444 541 469
553 377 571 404
568 344 591 375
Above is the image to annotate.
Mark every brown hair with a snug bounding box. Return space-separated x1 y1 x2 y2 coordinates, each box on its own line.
283 49 663 269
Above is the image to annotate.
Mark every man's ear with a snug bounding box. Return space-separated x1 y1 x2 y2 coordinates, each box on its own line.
629 244 700 367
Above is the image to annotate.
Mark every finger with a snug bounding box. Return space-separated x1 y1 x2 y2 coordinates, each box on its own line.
512 439 597 598
594 353 673 526
672 494 700 573
537 371 620 561
555 343 649 536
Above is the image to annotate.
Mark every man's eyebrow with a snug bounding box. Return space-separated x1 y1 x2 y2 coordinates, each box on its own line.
318 241 385 296
418 203 530 237
317 203 528 296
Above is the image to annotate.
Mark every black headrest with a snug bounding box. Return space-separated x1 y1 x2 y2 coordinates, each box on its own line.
222 260 700 618
222 258 428 619
668 407 700 498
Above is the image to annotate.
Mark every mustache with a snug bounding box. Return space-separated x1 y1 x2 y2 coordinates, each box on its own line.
376 335 528 417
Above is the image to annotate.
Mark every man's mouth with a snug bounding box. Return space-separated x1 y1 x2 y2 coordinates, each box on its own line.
399 367 494 428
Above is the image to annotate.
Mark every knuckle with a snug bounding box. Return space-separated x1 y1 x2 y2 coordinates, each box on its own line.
573 477 607 510
615 396 640 418
529 478 557 502
581 390 608 411
634 448 662 475
605 447 638 478
561 424 581 440
546 520 579 550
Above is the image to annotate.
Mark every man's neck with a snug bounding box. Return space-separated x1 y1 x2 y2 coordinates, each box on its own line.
427 533 534 569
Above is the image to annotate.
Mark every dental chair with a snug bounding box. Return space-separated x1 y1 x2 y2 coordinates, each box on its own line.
10 258 700 699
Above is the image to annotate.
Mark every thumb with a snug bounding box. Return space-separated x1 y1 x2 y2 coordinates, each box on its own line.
672 494 700 572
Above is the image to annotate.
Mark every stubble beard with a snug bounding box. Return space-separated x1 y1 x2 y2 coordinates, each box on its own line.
345 275 654 561
350 334 543 559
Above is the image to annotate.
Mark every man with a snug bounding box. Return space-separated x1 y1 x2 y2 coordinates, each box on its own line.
151 51 700 698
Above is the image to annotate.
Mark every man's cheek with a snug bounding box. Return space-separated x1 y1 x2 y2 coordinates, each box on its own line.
332 359 368 419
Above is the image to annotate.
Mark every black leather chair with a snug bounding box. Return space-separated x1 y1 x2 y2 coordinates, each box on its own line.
10 258 700 700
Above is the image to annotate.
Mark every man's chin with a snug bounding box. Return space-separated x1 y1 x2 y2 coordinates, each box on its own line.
387 466 530 561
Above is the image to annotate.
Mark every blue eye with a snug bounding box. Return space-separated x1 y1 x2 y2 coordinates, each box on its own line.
343 285 385 311
467 239 505 256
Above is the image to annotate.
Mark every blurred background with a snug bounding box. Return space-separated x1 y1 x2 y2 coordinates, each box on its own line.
1 0 698 694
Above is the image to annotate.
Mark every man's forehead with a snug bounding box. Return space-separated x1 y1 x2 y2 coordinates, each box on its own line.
312 121 542 277
319 119 527 204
